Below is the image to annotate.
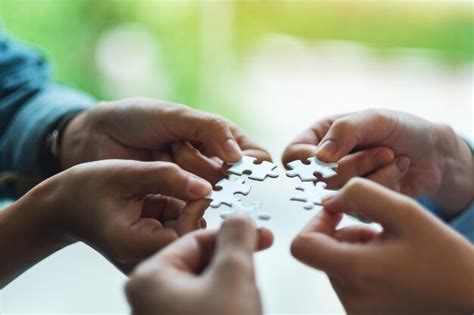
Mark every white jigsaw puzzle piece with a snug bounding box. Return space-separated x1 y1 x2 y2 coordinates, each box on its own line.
290 181 336 210
228 156 279 181
220 200 271 227
205 178 251 208
286 157 338 181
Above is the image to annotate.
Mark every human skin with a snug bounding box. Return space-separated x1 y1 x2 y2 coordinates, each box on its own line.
291 178 474 315
283 109 473 217
61 97 272 184
0 159 213 288
126 215 273 315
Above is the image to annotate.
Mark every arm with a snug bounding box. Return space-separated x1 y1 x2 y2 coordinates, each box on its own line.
0 184 71 287
291 178 474 315
0 30 95 198
0 159 213 288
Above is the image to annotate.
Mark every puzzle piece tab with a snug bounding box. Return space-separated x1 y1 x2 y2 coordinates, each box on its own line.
286 157 338 181
205 178 251 208
290 181 336 210
219 200 271 227
228 156 279 181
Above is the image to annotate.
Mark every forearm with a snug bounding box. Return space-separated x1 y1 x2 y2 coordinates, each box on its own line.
432 124 473 216
0 184 69 288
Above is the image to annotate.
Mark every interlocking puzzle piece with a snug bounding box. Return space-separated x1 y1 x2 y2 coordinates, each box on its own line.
228 156 279 181
286 157 338 181
290 181 336 210
220 200 271 227
205 178 251 208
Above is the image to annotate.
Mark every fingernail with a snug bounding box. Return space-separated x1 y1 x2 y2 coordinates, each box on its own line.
373 149 394 165
186 176 212 197
222 139 242 162
316 140 338 161
396 156 410 173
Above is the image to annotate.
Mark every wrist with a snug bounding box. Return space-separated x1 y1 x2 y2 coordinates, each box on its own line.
0 180 73 287
25 177 76 249
59 110 90 169
42 110 85 174
432 124 473 216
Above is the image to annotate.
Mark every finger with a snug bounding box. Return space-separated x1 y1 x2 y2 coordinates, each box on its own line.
282 143 318 167
322 177 419 234
151 151 174 162
162 220 176 229
324 146 395 189
125 161 212 200
229 124 272 162
256 227 274 250
282 114 347 165
300 208 344 235
291 210 365 275
333 226 380 243
131 223 272 279
175 199 210 236
142 195 185 221
125 229 216 313
366 156 410 191
114 220 179 266
215 215 258 257
209 215 262 280
131 229 218 277
161 107 242 162
172 142 225 184
315 110 398 162
160 198 186 221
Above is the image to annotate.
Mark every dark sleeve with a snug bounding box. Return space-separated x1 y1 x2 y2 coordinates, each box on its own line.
0 29 95 198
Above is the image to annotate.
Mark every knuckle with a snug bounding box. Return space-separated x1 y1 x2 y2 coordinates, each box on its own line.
364 109 391 125
218 253 252 273
171 103 191 114
333 118 357 134
126 96 146 104
396 196 420 215
344 177 367 195
208 116 230 134
158 162 181 177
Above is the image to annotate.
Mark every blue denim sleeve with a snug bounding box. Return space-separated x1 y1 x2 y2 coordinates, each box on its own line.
0 30 95 198
418 137 474 243
418 198 474 243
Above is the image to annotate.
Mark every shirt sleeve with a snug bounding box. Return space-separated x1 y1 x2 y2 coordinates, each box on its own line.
0 30 95 198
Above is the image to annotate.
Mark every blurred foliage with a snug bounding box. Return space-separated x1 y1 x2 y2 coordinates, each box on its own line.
0 0 472 115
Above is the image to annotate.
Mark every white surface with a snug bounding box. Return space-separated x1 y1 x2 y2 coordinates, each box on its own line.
1 41 473 314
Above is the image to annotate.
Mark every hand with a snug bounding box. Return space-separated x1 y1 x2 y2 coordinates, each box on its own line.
126 215 273 315
291 178 474 315
32 160 212 273
61 97 271 184
283 110 473 216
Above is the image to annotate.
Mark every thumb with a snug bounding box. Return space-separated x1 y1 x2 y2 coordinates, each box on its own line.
208 215 258 281
119 161 212 200
322 177 419 234
315 111 398 162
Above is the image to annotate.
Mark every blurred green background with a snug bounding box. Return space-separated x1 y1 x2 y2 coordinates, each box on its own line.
0 0 472 122
0 1 473 311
